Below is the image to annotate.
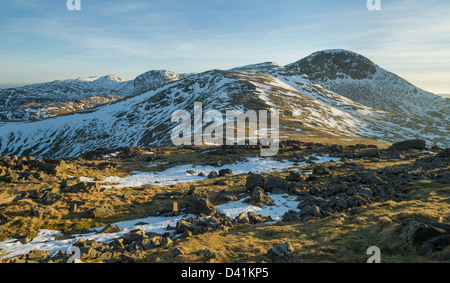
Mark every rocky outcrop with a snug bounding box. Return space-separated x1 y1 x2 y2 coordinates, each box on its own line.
185 195 217 217
400 219 450 255
244 187 274 207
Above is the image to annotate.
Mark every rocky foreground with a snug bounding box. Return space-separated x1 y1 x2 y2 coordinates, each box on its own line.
0 140 449 263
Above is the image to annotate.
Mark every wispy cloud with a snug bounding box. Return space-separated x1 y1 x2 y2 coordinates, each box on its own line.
1 0 449 93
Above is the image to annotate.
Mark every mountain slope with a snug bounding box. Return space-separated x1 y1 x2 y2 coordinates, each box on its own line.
0 75 133 121
0 50 448 159
285 49 450 145
0 70 189 121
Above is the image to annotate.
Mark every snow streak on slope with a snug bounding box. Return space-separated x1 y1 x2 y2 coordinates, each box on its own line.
0 71 250 158
0 50 448 159
0 70 190 121
285 49 450 146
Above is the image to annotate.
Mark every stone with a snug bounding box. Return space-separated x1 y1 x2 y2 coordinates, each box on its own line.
312 165 330 175
207 171 218 179
302 205 322 217
245 173 265 192
218 190 238 203
173 247 185 257
245 187 274 207
88 206 114 218
389 139 426 151
31 206 47 218
218 168 233 177
360 149 381 159
267 242 294 262
234 212 249 224
99 224 123 234
265 175 289 193
19 235 33 244
60 177 82 188
70 182 103 193
247 212 273 224
159 201 180 216
185 195 217 216
286 171 305 182
175 220 201 234
436 148 450 158
196 248 214 258
401 219 450 245
26 250 51 261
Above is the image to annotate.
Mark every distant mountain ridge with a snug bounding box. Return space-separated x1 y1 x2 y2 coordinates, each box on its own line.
0 71 191 121
0 49 448 158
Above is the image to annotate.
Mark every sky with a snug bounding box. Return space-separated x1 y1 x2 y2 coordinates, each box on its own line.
0 0 449 95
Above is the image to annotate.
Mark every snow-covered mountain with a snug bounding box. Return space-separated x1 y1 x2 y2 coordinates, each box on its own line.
0 75 134 120
0 50 448 158
133 70 185 95
0 71 190 121
285 49 450 145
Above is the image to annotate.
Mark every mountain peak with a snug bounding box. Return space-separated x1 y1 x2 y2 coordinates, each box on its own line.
286 49 378 81
133 69 183 95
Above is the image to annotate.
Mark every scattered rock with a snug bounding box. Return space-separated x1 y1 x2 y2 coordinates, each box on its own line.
99 224 123 234
70 182 103 193
175 220 201 234
218 190 238 203
400 218 450 255
159 202 180 217
312 165 330 175
218 169 233 177
26 250 52 261
173 247 185 257
267 242 294 262
207 171 218 179
389 139 426 151
245 173 265 192
286 171 306 182
265 175 289 193
247 212 273 224
185 195 217 216
19 235 33 244
245 187 274 207
436 148 450 158
88 206 114 218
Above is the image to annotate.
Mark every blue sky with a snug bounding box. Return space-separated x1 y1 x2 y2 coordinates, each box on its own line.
1 0 449 94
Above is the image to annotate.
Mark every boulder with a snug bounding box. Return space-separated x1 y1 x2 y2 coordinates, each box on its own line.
247 212 273 224
207 171 218 179
400 219 450 255
158 202 180 216
312 165 330 176
265 175 289 193
436 148 450 158
218 190 238 203
245 173 265 192
218 169 233 177
99 224 123 234
88 206 114 218
267 242 294 262
245 187 274 207
389 139 426 151
70 182 103 193
185 195 217 216
286 171 306 182
175 220 201 234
